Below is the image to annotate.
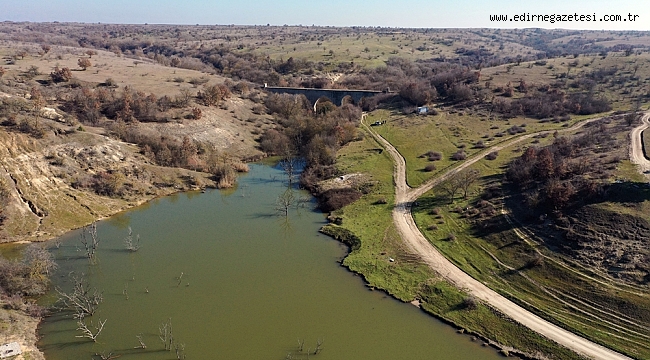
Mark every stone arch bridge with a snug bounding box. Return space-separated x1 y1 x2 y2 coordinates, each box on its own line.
263 85 387 107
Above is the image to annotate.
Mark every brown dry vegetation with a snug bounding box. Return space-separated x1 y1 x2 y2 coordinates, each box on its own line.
1 22 650 360
499 117 650 282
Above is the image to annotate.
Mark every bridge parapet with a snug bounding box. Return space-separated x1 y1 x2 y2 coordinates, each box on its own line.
263 86 387 106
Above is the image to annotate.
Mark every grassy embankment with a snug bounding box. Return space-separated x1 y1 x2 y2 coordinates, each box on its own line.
386 115 650 359
326 120 585 359
369 109 602 187
480 53 650 112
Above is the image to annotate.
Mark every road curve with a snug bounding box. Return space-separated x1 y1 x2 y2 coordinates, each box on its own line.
362 115 634 360
630 111 650 179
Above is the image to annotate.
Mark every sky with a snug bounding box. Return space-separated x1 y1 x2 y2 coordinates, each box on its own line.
2 0 649 30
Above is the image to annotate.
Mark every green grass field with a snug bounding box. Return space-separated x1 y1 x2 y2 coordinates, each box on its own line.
365 109 596 188
408 133 650 359
331 127 585 360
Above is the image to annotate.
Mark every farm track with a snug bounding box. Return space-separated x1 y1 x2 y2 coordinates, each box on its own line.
361 113 646 360
630 111 650 179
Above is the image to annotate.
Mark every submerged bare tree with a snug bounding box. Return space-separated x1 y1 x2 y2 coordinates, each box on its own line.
159 318 174 351
276 188 296 217
95 351 120 360
80 222 100 262
135 333 147 349
175 343 186 360
56 274 103 319
76 317 106 342
280 155 300 186
124 227 141 252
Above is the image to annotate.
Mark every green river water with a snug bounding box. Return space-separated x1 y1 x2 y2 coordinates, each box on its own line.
34 164 502 359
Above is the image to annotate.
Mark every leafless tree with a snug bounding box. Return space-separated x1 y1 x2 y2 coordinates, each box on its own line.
30 87 44 132
80 222 100 261
23 244 57 281
135 333 147 349
94 351 120 360
56 274 103 318
175 343 186 359
159 318 174 351
276 188 295 217
313 338 324 355
440 174 462 204
76 317 106 342
124 227 141 252
280 155 300 186
458 169 480 199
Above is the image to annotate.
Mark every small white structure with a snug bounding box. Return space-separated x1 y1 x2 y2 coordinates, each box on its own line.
0 342 22 359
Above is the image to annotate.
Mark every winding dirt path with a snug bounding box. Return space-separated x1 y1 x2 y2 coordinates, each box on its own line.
362 115 635 360
630 111 650 180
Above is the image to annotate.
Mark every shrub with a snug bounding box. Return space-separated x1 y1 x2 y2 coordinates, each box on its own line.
424 164 436 172
451 150 467 160
526 254 545 268
462 296 478 310
422 151 442 161
198 84 231 106
77 58 92 70
447 232 457 241
318 188 362 212
92 171 124 196
50 66 72 83
485 151 498 160
104 78 117 87
232 161 249 173
212 164 237 189
191 107 202 120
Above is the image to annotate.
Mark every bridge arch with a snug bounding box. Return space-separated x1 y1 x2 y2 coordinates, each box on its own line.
263 86 386 107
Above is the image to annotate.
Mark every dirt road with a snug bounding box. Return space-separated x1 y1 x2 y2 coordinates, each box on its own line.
362 116 634 360
630 111 650 180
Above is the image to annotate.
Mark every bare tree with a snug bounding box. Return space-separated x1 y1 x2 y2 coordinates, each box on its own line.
80 222 100 261
76 317 106 342
95 351 120 360
314 338 324 355
56 274 103 318
625 99 641 126
280 155 300 186
440 174 462 204
159 318 174 351
124 227 141 252
275 188 295 217
135 333 147 349
23 244 57 281
30 87 45 132
458 169 480 199
175 343 186 360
